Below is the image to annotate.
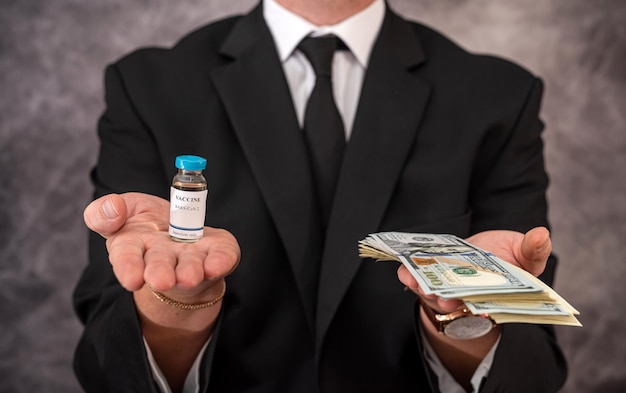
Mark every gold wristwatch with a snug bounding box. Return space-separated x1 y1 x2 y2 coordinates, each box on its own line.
419 297 496 340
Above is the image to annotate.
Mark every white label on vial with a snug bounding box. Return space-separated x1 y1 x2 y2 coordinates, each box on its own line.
169 187 208 240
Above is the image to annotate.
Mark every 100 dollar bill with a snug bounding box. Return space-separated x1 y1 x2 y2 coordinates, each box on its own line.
359 232 542 299
359 231 581 327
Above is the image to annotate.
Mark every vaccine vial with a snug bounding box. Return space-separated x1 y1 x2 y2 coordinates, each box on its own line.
169 155 208 242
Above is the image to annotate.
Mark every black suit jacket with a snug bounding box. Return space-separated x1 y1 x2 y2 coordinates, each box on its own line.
73 3 566 392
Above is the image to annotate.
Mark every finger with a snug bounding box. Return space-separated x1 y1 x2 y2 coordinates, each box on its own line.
436 297 464 313
416 288 464 314
397 265 437 299
519 226 551 276
398 265 464 313
107 236 147 291
202 229 241 279
175 249 207 289
143 246 178 291
397 265 419 291
84 194 128 238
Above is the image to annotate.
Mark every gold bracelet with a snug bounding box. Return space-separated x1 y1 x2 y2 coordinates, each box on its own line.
147 281 226 310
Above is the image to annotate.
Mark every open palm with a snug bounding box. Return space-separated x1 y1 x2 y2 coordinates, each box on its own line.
84 193 240 296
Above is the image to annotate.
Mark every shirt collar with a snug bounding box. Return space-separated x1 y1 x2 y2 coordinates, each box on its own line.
263 0 385 67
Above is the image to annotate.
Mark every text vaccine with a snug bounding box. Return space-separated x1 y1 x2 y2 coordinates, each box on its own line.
169 155 208 242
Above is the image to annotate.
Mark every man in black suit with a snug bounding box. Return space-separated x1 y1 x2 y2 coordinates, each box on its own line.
74 0 567 392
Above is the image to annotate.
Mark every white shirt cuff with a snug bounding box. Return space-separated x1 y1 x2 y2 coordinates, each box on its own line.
143 336 210 393
419 323 500 393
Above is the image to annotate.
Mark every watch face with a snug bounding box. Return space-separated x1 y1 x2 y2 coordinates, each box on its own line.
444 316 494 340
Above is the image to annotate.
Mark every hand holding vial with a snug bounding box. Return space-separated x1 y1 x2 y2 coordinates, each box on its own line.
83 192 240 296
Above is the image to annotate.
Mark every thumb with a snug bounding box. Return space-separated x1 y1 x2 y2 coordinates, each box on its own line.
519 226 551 276
83 193 128 238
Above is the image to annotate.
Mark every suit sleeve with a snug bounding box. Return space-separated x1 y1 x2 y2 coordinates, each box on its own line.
469 77 550 235
72 62 210 392
467 77 567 392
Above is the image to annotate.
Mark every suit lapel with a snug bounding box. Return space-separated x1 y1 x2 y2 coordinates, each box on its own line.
210 5 432 345
316 9 432 350
211 6 323 329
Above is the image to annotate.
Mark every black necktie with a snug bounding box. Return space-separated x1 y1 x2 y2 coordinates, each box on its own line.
298 35 346 227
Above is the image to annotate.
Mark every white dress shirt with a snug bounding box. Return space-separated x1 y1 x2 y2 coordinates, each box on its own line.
263 0 384 139
146 1 499 392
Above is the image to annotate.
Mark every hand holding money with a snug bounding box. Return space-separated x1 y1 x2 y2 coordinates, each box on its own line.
359 228 581 327
465 227 551 277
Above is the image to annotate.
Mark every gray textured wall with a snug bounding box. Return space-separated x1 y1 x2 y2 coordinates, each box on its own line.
1 1 624 392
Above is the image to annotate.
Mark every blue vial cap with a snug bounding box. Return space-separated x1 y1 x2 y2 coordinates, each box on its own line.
175 155 207 170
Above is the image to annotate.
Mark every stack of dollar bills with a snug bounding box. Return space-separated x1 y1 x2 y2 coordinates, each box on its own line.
358 232 581 327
